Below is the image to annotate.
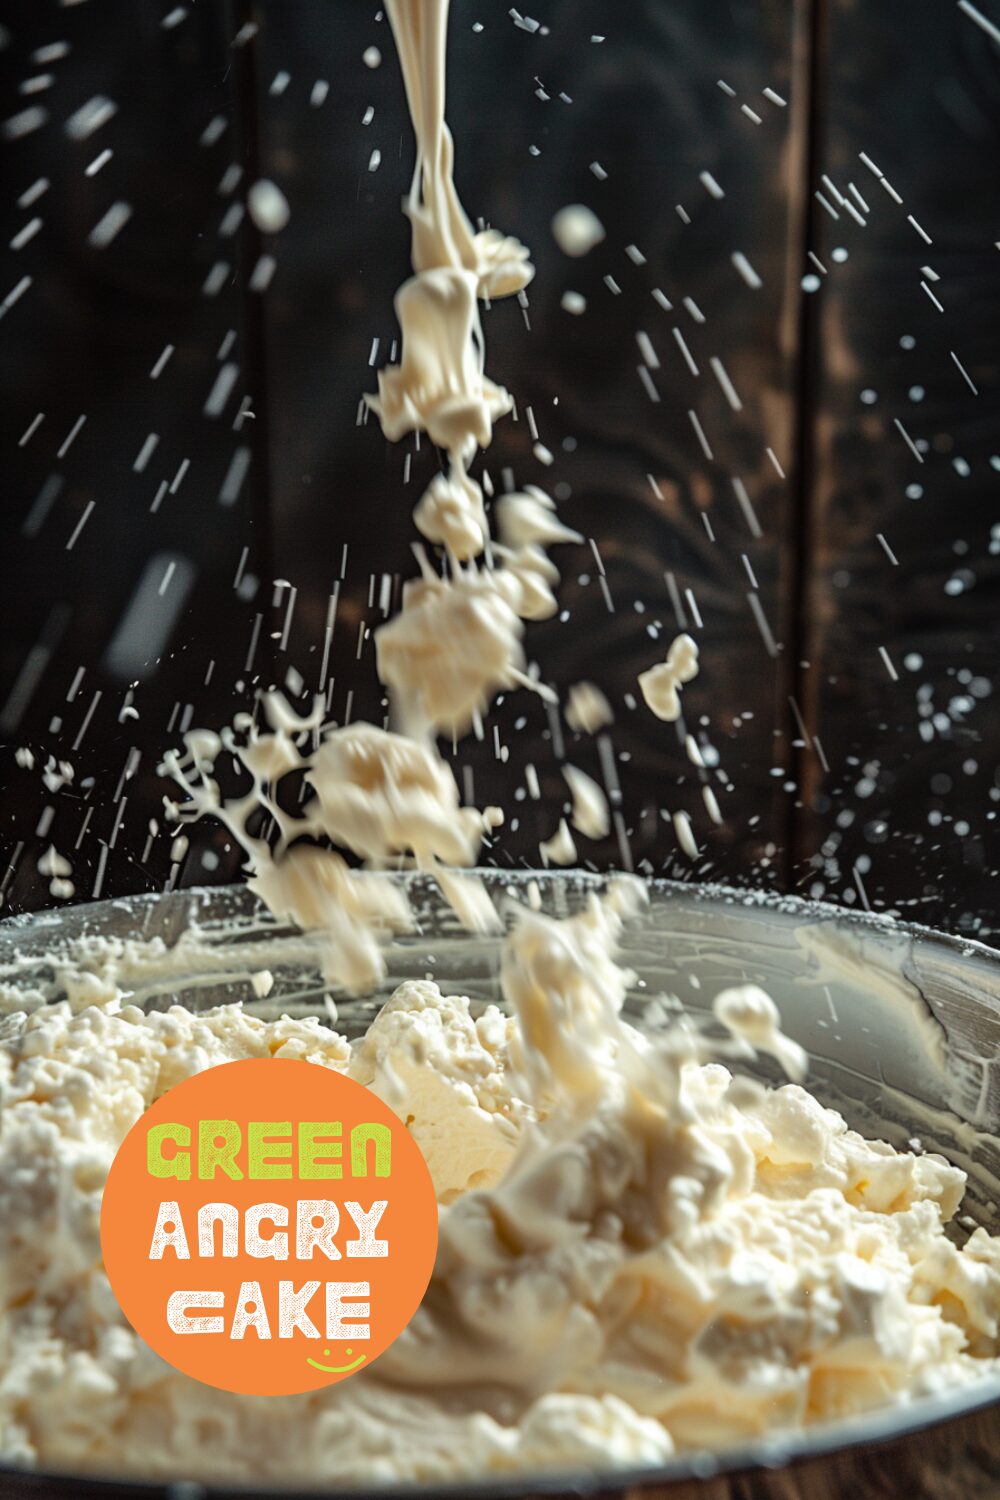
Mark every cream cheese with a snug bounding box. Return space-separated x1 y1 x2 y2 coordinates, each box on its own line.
2 888 999 1484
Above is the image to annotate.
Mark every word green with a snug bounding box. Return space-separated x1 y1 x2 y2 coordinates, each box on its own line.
147 1120 392 1182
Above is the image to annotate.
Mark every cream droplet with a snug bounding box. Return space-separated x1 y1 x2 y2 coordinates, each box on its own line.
551 204 605 257
247 179 290 233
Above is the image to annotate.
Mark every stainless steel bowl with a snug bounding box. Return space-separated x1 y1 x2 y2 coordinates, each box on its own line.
2 874 999 1500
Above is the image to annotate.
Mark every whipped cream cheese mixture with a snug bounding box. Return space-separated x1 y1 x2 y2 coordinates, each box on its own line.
4 884 1000 1483
3 0 1000 1488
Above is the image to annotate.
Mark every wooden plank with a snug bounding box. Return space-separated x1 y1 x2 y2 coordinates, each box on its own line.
793 0 1000 937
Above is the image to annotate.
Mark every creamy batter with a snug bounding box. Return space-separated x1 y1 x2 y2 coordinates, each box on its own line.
2 883 1000 1484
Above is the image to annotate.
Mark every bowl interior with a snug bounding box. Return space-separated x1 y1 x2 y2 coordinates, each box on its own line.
2 873 1000 1495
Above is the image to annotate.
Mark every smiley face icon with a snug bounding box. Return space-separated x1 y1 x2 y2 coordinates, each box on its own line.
306 1346 368 1375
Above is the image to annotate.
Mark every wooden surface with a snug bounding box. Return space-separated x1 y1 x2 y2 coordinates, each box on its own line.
792 0 1000 940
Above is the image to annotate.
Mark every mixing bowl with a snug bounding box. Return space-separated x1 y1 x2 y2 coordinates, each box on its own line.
1 873 999 1499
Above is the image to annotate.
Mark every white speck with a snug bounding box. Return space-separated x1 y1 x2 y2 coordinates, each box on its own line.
33 42 71 63
959 0 1000 47
950 350 978 395
18 412 45 447
894 418 924 464
699 170 725 199
150 344 174 380
57 414 87 458
18 177 50 208
703 786 724 824
637 365 660 402
200 116 228 149
731 251 762 289
709 355 742 410
85 147 112 176
219 202 244 237
747 592 779 656
203 362 239 418
687 409 713 460
636 331 660 368
88 200 131 249
219 445 251 507
133 433 159 472
10 217 42 251
879 646 899 682
247 178 290 232
218 164 243 194
921 280 944 312
907 213 932 245
3 106 49 140
672 327 699 378
1 275 33 316
363 45 382 68
551 203 605 256
66 500 94 551
249 254 276 292
732 477 762 538
673 810 699 859
202 260 230 297
65 94 117 140
560 290 586 314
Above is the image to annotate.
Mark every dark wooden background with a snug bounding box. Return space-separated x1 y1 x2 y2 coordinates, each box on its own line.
1 0 998 935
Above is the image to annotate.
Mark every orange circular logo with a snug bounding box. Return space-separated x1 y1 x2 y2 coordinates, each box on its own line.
101 1058 438 1396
